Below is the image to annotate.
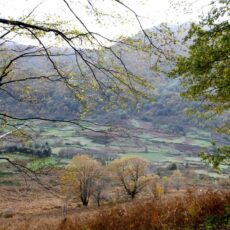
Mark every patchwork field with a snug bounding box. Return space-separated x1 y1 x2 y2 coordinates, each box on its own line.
0 118 229 187
2 119 228 178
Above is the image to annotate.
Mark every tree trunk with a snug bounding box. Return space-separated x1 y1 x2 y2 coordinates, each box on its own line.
131 193 136 199
97 199 100 207
82 200 88 206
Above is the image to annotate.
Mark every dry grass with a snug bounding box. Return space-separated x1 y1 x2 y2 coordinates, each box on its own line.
0 189 229 230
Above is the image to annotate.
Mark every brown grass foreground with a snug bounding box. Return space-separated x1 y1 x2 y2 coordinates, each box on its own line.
1 189 229 230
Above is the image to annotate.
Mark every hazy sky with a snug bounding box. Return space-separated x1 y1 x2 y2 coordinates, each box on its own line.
0 0 213 43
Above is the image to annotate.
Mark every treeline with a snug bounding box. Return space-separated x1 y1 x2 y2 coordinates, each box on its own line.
0 142 52 158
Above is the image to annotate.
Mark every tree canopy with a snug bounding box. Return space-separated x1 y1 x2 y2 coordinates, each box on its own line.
110 157 151 199
170 0 230 168
0 0 174 129
171 0 229 120
62 155 102 206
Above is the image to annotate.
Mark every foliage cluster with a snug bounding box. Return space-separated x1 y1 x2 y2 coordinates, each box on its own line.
171 0 230 168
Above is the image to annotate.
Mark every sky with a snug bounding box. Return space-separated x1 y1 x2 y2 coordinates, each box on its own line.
0 0 213 44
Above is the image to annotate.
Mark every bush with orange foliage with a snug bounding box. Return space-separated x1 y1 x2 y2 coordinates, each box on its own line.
56 189 230 230
1 190 229 230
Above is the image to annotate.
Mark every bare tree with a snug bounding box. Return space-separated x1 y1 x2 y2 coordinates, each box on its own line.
110 157 151 199
170 169 183 191
92 176 109 207
0 0 174 124
62 155 102 206
162 176 169 194
0 0 174 174
148 174 163 199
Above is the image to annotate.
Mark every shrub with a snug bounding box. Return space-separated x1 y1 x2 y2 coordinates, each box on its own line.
167 162 177 170
81 191 230 230
1 190 229 230
58 190 230 230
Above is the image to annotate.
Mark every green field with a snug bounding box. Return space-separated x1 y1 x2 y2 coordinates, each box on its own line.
32 122 219 162
1 119 229 180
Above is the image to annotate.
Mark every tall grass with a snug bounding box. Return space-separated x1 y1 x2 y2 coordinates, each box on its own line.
80 190 230 230
1 189 229 230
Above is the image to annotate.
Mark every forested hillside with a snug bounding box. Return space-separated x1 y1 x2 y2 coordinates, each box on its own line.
1 39 228 139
